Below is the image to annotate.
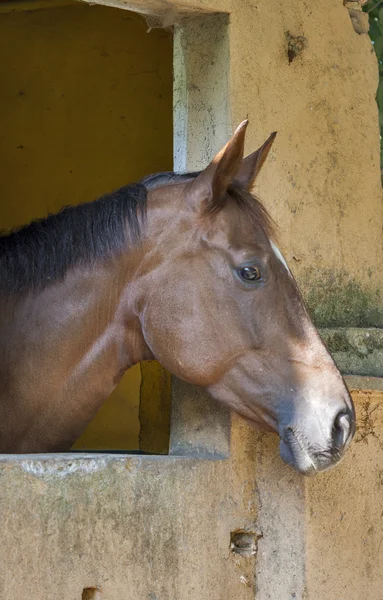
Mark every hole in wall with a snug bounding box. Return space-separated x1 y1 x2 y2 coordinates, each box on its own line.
230 530 259 557
82 588 101 600
286 31 308 63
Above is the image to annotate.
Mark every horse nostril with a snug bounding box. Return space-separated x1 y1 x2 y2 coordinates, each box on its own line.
332 409 352 450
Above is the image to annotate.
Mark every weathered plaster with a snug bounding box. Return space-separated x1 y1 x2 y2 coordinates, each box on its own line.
305 270 383 328
305 388 383 600
0 420 261 600
171 0 383 324
321 327 383 377
173 13 230 171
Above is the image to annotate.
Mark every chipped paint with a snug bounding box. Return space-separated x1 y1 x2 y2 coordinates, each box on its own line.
19 457 111 479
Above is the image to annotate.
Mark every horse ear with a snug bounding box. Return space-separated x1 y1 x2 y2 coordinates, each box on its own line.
235 131 277 191
188 120 248 213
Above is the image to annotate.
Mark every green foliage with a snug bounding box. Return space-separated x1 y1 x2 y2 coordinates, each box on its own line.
364 1 383 181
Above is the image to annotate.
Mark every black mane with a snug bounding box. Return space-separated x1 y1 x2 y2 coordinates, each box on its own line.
0 169 276 297
0 183 147 295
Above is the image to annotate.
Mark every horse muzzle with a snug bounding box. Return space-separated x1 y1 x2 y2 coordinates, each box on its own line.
279 400 356 476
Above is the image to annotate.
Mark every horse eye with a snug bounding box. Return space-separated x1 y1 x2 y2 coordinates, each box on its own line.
238 266 262 282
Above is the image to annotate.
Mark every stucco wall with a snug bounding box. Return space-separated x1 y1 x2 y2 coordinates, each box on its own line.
171 0 383 327
305 386 383 600
0 412 261 600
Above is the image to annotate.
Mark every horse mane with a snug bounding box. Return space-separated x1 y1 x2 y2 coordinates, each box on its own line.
0 183 147 295
0 170 276 296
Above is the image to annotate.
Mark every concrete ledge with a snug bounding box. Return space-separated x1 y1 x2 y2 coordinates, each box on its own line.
79 0 227 20
345 375 383 392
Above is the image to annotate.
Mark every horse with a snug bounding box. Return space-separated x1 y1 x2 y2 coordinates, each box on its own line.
0 120 355 475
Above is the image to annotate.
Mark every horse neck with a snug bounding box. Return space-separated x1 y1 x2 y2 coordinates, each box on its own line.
0 229 155 452
6 248 152 373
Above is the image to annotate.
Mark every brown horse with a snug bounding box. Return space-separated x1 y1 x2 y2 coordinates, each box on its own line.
0 120 355 474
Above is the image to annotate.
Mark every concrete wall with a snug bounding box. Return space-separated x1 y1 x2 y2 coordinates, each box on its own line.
0 2 173 451
305 383 383 600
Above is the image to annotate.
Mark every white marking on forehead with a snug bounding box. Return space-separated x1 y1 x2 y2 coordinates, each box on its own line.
270 240 291 275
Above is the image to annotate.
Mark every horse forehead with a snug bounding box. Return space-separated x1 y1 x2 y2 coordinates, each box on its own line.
209 218 268 251
226 219 270 250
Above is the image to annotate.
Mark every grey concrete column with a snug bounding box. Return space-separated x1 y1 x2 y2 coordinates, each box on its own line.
169 377 230 457
173 12 230 171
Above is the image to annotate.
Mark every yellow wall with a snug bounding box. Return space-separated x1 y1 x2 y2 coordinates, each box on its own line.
0 2 173 451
